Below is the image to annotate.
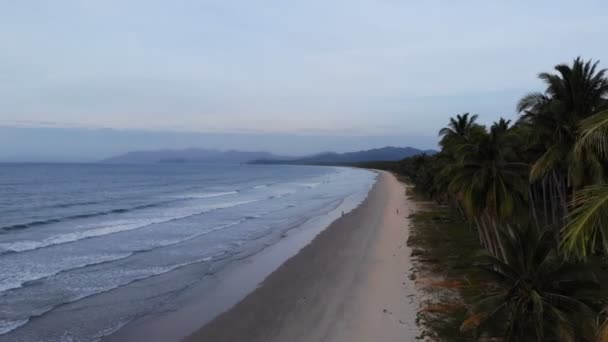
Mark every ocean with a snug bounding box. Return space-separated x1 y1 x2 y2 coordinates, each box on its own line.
0 163 376 341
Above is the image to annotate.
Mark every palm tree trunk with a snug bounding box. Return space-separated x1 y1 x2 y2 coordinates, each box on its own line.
473 216 488 248
484 218 497 256
552 171 568 225
455 199 466 221
562 175 568 217
529 188 540 232
542 178 549 225
477 215 496 255
549 176 557 226
489 215 507 261
479 213 502 258
553 171 568 231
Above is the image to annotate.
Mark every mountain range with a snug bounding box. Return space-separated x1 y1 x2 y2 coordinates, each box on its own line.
101 148 288 164
101 146 434 165
251 146 435 165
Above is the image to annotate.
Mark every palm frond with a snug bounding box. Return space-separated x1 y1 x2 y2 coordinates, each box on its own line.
517 92 549 113
461 293 507 332
598 316 608 342
562 185 608 259
547 306 578 342
576 109 608 158
543 292 596 316
476 254 520 284
530 144 562 182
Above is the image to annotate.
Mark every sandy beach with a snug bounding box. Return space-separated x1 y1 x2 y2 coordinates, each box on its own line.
185 171 419 342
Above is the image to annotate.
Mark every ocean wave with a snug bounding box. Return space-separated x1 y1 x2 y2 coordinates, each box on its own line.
0 199 259 254
0 205 276 299
175 191 238 199
0 253 229 336
0 202 167 232
0 252 134 293
0 318 29 335
1 200 102 215
47 200 101 209
297 182 322 189
267 190 296 199
0 192 352 336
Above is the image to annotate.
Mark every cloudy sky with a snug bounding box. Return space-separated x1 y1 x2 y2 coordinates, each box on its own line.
1 1 607 160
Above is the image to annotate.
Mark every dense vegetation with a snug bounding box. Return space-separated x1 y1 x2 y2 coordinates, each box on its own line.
398 58 608 341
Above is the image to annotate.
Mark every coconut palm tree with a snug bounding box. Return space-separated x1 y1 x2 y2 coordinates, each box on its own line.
434 113 487 218
447 119 528 257
452 120 527 220
518 57 608 123
516 58 608 225
462 227 600 341
438 112 484 153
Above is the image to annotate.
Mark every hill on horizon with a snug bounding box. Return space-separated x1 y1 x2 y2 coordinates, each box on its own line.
101 146 435 165
100 148 291 164
251 146 436 165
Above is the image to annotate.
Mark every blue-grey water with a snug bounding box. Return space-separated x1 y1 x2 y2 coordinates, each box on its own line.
0 163 376 341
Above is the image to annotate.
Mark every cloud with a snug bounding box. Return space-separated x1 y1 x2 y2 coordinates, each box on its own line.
0 0 606 138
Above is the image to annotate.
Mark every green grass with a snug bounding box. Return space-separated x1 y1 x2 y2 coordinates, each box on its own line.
405 186 488 341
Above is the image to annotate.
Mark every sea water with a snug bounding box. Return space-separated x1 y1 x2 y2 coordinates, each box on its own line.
0 163 376 341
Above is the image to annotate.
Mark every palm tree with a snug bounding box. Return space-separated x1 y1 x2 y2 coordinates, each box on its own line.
462 227 600 341
438 113 484 153
434 113 487 218
518 58 608 122
447 119 528 257
516 58 608 227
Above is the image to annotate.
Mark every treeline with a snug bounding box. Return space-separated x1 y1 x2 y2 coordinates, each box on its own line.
396 58 608 341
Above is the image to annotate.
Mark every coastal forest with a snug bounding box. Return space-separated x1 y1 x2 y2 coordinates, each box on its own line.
390 57 608 341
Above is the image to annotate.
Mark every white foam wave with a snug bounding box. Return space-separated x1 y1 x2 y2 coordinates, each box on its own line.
0 252 133 293
0 199 258 254
297 182 322 189
0 255 225 336
177 191 238 199
0 216 251 294
0 318 29 335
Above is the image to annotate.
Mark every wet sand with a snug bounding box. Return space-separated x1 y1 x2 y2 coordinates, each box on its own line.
185 171 419 342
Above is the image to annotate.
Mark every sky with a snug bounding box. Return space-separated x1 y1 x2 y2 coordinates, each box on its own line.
1 0 607 161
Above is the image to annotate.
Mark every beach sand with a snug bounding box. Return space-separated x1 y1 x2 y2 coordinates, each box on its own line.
185 171 420 342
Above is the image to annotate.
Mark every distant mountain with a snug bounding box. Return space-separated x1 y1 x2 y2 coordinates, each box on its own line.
101 148 291 164
251 146 436 165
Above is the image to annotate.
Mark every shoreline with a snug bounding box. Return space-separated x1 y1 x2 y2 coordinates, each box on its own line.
184 171 420 342
103 168 377 342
